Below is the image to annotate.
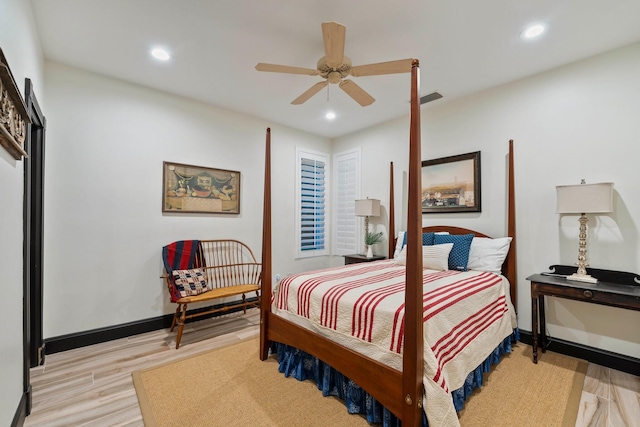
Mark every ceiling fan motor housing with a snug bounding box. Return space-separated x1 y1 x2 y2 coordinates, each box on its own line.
317 56 352 83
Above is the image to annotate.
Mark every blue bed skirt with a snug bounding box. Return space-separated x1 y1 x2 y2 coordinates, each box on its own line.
270 329 520 426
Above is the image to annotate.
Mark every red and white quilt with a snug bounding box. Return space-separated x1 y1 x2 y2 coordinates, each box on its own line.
273 260 516 427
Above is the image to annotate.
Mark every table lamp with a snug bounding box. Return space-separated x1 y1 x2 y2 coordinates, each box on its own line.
556 180 613 283
355 198 380 255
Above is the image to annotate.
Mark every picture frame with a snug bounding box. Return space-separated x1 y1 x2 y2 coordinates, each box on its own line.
162 161 240 214
421 151 481 213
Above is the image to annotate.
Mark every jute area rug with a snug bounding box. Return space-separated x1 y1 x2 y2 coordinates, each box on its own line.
132 339 586 427
458 344 587 427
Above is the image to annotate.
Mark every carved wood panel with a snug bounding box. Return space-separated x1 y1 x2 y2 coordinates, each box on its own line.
0 48 30 160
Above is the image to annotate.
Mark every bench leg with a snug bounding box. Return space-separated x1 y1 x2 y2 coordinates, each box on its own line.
175 304 187 349
242 294 247 314
170 304 181 332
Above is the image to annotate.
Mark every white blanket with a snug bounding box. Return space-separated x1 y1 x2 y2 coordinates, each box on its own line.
273 260 516 427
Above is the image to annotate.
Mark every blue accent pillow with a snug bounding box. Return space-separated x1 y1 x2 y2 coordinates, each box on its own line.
402 232 435 249
433 233 474 271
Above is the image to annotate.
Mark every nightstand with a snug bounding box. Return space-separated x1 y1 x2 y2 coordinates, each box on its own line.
527 265 640 364
344 254 386 265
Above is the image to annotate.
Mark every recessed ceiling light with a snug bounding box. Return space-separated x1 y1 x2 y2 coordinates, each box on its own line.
325 112 336 120
521 24 546 39
151 48 171 61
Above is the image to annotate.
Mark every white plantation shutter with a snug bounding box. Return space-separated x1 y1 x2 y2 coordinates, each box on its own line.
333 149 360 255
296 149 329 257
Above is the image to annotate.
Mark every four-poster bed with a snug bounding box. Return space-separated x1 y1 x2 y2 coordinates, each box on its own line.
260 60 518 426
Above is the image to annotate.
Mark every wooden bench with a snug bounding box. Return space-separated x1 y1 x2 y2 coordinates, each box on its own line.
164 239 261 348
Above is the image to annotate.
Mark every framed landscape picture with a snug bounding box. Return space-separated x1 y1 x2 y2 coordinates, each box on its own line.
162 161 240 214
421 151 481 213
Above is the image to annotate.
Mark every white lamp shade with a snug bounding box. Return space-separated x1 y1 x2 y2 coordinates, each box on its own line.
355 198 381 217
556 182 614 214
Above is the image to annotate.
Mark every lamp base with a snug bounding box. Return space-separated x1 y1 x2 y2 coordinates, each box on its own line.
566 273 598 284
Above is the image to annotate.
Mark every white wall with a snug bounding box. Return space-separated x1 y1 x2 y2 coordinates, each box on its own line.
43 62 332 338
335 42 640 359
0 0 44 423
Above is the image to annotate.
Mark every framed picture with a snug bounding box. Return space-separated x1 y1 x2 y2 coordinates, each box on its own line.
162 161 240 214
421 151 481 213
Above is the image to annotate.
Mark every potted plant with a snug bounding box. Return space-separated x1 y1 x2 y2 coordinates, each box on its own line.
364 231 385 258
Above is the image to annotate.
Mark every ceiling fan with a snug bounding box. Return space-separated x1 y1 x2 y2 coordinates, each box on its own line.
255 21 413 106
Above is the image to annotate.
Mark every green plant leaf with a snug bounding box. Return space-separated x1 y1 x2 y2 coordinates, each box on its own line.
365 231 385 245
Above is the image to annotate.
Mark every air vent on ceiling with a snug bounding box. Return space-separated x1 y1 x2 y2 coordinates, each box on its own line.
420 92 443 104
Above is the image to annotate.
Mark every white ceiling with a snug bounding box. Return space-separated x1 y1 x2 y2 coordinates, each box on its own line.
30 0 640 138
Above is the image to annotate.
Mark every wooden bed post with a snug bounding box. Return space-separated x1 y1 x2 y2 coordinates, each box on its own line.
402 59 423 426
260 127 272 361
388 162 395 258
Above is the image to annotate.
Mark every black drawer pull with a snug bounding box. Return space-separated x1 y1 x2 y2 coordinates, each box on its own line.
583 290 593 298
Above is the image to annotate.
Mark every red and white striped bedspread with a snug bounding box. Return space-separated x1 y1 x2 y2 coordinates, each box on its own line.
272 259 516 427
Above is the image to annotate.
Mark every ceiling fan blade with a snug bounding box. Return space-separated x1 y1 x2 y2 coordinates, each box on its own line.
255 63 319 76
339 79 375 106
322 22 346 68
350 59 413 77
291 81 328 105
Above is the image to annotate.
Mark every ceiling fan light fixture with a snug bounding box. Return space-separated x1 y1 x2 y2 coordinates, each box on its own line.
325 111 336 120
521 24 546 39
151 47 171 61
327 71 342 84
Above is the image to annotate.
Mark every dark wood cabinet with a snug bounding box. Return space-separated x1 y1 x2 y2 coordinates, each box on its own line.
344 254 386 265
527 266 640 364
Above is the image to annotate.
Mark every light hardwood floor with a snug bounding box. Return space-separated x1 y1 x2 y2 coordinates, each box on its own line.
24 309 639 427
576 363 640 427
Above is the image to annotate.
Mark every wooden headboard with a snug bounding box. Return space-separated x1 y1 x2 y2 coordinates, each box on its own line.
421 225 491 239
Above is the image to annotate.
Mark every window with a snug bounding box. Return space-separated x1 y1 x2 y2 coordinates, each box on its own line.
333 149 361 256
296 148 330 258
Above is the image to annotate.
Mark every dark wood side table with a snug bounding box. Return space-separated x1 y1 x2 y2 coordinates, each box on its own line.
344 254 386 265
527 265 640 363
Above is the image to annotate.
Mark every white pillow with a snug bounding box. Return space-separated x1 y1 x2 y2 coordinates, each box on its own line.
393 231 406 259
394 243 454 271
467 237 512 274
393 231 450 259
